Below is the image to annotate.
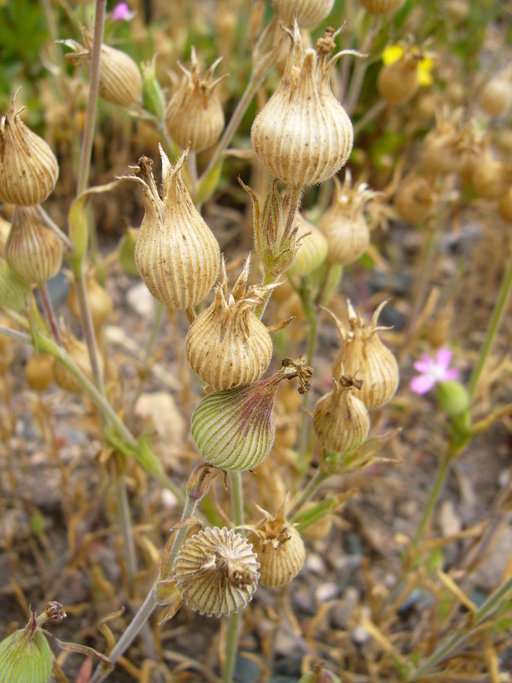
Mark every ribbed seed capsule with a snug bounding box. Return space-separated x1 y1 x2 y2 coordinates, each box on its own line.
0 93 59 205
5 206 62 285
192 360 313 471
287 213 328 277
360 0 403 15
251 24 353 186
122 145 220 309
318 173 375 265
186 258 273 390
0 618 53 683
313 375 370 453
332 301 399 408
172 527 259 618
273 0 334 28
247 504 305 588
166 48 225 152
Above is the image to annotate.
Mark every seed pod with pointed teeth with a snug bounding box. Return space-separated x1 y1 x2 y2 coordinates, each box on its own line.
331 301 399 408
247 503 305 587
166 48 225 152
273 0 334 28
5 206 62 285
251 24 353 186
172 527 259 618
360 0 403 15
121 145 220 309
0 93 59 206
186 258 273 390
287 213 328 277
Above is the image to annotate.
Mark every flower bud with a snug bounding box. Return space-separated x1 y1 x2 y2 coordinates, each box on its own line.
166 48 225 152
142 56 166 121
0 93 59 205
318 173 374 265
436 380 470 417
273 0 334 28
122 146 220 309
192 359 312 471
360 0 403 15
172 527 259 617
25 353 54 392
0 614 53 683
313 375 370 453
5 206 62 285
394 173 435 223
332 301 399 408
251 24 353 186
186 258 273 390
247 503 305 587
377 50 421 105
480 76 512 118
287 213 328 277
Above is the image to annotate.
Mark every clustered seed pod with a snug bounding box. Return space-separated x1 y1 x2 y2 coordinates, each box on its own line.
172 527 259 617
192 359 313 471
5 206 62 285
247 503 305 587
287 213 328 277
332 301 399 408
273 0 334 28
313 375 370 453
166 48 225 152
0 92 59 206
186 258 273 390
360 0 403 15
378 50 421 105
0 614 53 683
318 172 375 265
122 146 220 310
251 24 353 186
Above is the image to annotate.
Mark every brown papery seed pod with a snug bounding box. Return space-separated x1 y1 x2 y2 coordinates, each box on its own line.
360 0 403 15
0 93 59 206
287 213 328 277
25 353 54 392
471 151 511 200
394 173 435 223
313 375 370 453
332 301 399 408
247 503 305 588
186 258 273 390
377 52 420 105
166 48 225 153
172 527 259 618
318 172 375 265
5 206 62 285
273 0 334 28
122 146 220 310
251 24 353 186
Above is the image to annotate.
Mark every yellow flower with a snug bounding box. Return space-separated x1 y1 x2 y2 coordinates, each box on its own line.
382 44 434 87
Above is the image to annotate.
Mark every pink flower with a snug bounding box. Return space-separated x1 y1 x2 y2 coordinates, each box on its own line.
409 348 459 395
112 2 134 21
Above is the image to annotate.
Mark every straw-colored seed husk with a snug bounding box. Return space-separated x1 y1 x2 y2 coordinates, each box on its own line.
313 379 370 453
248 523 305 588
274 0 334 28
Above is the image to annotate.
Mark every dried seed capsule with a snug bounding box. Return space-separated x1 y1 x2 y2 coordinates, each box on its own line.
166 48 225 152
192 359 313 471
313 375 370 453
318 173 374 265
0 93 59 206
186 258 273 390
360 0 403 15
377 51 421 105
332 301 399 408
247 504 305 587
5 206 62 285
287 213 328 277
480 76 512 118
394 173 435 223
0 615 53 683
273 0 334 28
471 152 511 200
25 353 54 392
122 146 220 309
251 24 353 186
172 527 259 617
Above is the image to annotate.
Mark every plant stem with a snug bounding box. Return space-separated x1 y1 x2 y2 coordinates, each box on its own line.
37 206 74 251
289 469 329 520
39 282 62 345
353 99 386 136
115 473 138 589
0 325 31 344
468 248 512 398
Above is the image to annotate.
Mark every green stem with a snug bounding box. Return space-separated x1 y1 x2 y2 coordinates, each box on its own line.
289 469 329 520
468 248 512 398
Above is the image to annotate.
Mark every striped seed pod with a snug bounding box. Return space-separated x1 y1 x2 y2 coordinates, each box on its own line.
0 92 59 206
251 24 353 186
360 0 403 15
332 301 399 408
5 206 62 285
273 0 334 28
287 213 328 277
313 375 370 453
166 48 225 152
172 527 259 618
0 615 53 683
247 503 305 587
186 258 273 390
122 146 220 309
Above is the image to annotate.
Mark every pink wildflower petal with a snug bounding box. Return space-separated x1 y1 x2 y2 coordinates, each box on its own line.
112 2 133 21
443 368 460 381
413 356 435 373
410 374 437 395
435 347 453 370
